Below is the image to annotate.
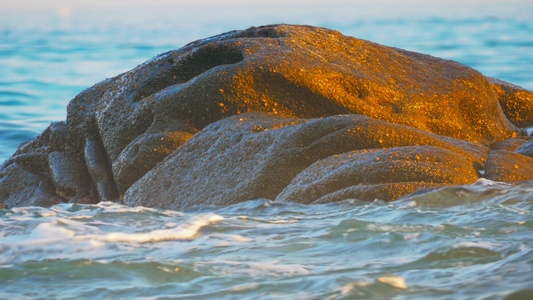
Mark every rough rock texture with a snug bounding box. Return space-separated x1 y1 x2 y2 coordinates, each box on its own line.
514 140 533 157
489 77 533 128
1 24 533 209
124 113 487 210
485 150 533 182
276 146 479 204
0 122 100 207
490 138 528 151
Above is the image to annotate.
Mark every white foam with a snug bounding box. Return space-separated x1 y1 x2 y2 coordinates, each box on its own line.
404 233 420 240
475 178 497 185
39 212 58 217
453 241 498 249
196 260 312 277
377 275 408 289
95 201 184 216
76 213 223 243
250 261 312 276
0 221 105 264
341 281 371 295
228 283 260 292
29 222 76 240
268 219 299 224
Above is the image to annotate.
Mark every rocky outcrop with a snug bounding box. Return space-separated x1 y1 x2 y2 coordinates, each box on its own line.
1 24 533 209
124 113 487 210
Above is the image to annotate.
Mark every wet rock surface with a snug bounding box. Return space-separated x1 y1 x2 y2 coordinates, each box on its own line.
1 24 533 209
490 138 528 152
514 140 533 157
276 145 479 204
489 77 533 128
124 113 487 210
485 150 533 182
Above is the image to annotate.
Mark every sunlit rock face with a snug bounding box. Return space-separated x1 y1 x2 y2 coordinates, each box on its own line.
1 24 533 209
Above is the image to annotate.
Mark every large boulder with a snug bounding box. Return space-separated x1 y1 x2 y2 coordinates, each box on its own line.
1 24 533 209
124 113 486 210
65 24 528 195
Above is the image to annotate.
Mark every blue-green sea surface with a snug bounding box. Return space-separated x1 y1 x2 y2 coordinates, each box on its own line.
1 179 532 299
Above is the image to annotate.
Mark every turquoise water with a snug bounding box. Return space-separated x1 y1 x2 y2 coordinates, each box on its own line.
1 180 532 299
1 1 533 299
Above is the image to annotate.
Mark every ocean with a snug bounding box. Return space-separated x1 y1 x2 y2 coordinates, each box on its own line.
1 1 532 299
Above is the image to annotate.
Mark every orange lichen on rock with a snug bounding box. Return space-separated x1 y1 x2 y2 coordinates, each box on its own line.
485 150 533 182
488 77 533 128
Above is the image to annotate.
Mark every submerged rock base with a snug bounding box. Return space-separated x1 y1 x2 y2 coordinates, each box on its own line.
1 24 533 209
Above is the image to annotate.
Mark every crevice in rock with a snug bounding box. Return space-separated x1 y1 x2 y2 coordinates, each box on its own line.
234 26 287 38
180 43 245 80
84 130 120 202
48 151 92 202
132 43 244 103
113 115 195 194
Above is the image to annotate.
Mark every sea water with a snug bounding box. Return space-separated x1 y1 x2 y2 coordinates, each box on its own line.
1 180 532 299
1 1 533 299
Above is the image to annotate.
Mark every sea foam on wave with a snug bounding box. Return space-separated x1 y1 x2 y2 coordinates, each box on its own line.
76 213 223 243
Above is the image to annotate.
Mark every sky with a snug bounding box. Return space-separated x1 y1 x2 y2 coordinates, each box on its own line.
1 0 530 9
2 0 352 9
2 0 531 22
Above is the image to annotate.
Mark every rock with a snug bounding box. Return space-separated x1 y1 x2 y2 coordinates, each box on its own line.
0 155 55 208
124 113 486 210
48 151 92 203
0 123 58 208
514 140 533 157
84 137 119 202
489 77 533 128
1 24 533 209
65 24 522 196
276 146 478 204
490 138 528 151
485 150 533 182
112 130 194 194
